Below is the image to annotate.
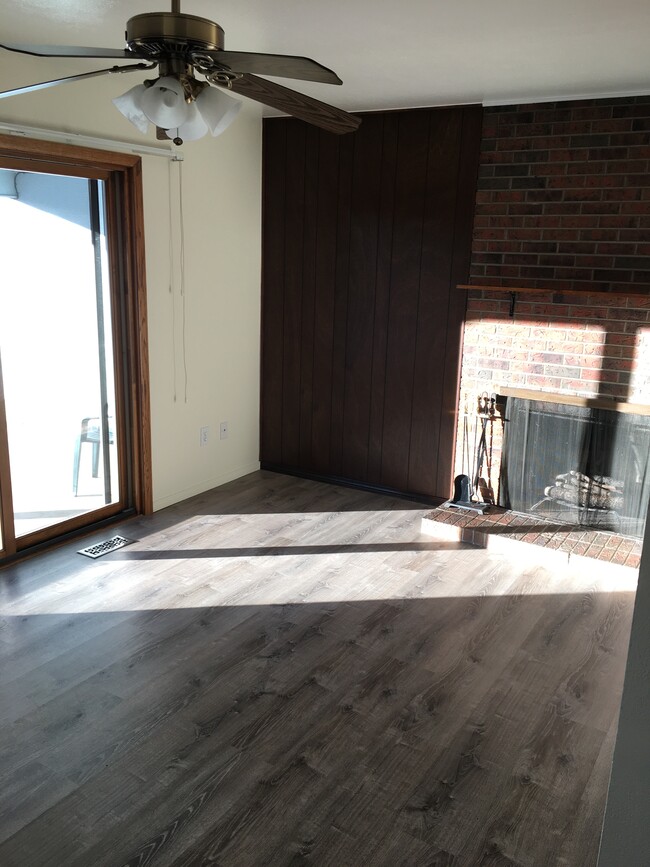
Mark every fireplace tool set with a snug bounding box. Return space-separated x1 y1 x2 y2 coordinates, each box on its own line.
444 392 498 513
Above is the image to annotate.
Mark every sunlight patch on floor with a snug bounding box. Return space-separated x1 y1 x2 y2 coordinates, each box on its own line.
0 541 637 616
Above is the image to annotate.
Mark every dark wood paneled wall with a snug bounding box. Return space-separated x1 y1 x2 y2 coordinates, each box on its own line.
261 106 482 500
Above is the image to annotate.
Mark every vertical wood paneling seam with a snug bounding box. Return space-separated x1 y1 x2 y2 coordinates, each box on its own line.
340 133 356 471
259 129 267 458
298 126 309 466
280 123 288 462
309 133 321 470
325 137 340 468
378 115 401 481
365 115 385 479
436 110 466 478
406 111 434 491
330 139 354 470
328 140 342 468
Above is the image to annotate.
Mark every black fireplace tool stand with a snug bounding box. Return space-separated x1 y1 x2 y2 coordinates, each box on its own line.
443 393 498 514
443 473 490 513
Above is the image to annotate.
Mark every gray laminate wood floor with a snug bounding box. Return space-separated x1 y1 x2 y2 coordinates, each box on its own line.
0 471 637 866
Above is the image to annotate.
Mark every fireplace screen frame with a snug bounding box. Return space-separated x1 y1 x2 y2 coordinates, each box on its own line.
498 394 650 538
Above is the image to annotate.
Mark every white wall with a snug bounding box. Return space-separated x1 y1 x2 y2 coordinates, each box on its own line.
597 514 650 865
0 53 263 511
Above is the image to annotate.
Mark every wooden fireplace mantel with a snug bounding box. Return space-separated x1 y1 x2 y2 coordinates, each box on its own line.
457 283 650 300
499 386 650 417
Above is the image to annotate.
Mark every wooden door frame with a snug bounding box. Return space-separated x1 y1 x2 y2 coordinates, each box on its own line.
0 134 152 558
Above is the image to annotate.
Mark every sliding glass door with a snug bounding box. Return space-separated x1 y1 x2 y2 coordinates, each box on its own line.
0 136 151 560
0 170 121 541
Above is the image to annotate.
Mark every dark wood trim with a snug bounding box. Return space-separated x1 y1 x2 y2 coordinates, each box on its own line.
0 133 141 170
0 507 137 569
14 503 128 552
459 283 650 300
111 160 153 515
0 155 110 179
0 353 16 556
104 177 131 519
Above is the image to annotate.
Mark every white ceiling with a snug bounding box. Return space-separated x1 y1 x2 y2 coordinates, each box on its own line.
3 0 650 113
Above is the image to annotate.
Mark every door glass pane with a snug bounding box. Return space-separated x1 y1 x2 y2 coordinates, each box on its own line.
0 169 119 538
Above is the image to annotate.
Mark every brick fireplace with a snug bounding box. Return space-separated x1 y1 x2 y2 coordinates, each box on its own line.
448 95 650 548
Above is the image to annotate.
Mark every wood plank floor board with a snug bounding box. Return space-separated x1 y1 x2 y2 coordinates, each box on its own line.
557 593 632 734
39 680 200 789
511 591 634 744
96 605 274 702
153 752 326 866
262 733 418 865
553 724 619 867
0 471 636 866
460 716 603 866
0 608 136 683
368 831 458 866
0 609 183 725
419 589 632 865
0 680 123 780
0 550 93 609
0 770 145 867
0 602 249 733
69 750 259 867
378 603 549 753
0 760 77 846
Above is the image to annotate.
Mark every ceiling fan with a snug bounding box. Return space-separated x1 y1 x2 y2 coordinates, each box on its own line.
0 0 361 144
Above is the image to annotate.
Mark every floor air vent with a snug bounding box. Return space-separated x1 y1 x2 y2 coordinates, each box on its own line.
78 535 135 559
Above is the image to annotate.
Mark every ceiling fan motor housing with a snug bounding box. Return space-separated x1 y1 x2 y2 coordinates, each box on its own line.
125 12 225 60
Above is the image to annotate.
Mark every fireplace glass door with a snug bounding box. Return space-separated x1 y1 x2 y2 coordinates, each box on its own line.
499 397 650 538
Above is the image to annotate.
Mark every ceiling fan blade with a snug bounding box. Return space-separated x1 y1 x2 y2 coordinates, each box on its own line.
0 64 155 101
200 51 341 85
0 41 141 59
223 74 360 135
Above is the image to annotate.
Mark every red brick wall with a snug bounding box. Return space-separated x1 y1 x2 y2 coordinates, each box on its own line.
462 288 650 402
471 97 650 293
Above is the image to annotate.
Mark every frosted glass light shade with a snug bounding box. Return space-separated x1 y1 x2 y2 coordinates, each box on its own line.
169 103 209 142
112 84 149 134
113 78 242 143
140 76 191 128
196 87 242 137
